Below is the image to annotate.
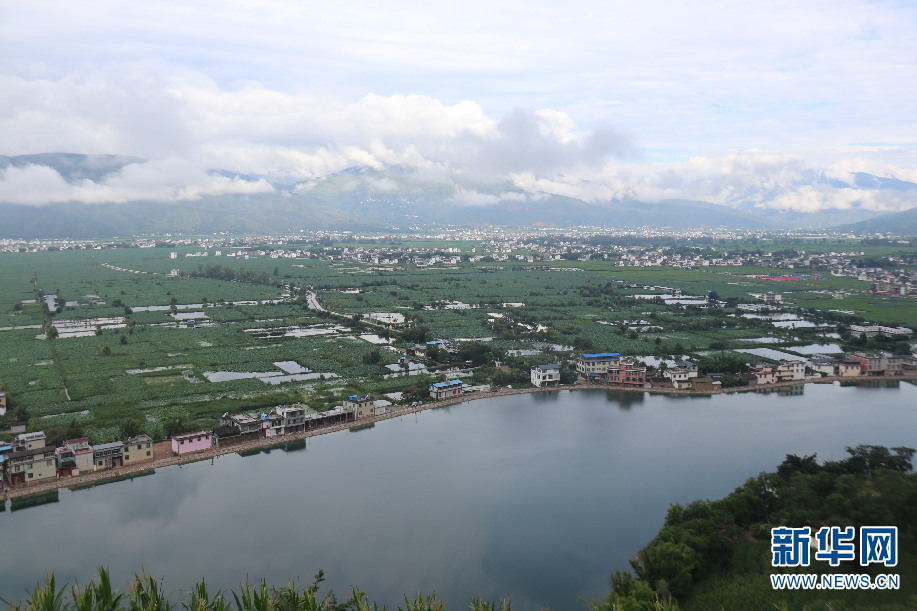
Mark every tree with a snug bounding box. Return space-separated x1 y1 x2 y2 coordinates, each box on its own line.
401 325 432 344
119 418 143 440
163 417 185 438
709 340 727 353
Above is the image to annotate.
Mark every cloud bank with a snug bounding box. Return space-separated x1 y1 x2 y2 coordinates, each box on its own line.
0 66 915 214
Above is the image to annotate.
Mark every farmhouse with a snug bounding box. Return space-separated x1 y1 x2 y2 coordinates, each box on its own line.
846 352 904 376
123 435 154 465
429 379 463 399
530 364 561 387
3 441 57 488
275 404 307 434
775 360 806 382
14 431 47 452
171 431 213 456
576 353 621 378
577 353 646 387
839 361 862 377
603 359 648 387
662 361 699 389
93 441 124 470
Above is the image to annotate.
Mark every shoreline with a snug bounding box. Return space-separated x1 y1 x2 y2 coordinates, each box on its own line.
4 373 916 501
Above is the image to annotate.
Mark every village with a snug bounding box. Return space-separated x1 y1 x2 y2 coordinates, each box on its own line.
3 345 914 497
3 229 916 298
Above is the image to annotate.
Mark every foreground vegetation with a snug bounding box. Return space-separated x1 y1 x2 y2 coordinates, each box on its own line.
603 445 917 610
10 446 915 610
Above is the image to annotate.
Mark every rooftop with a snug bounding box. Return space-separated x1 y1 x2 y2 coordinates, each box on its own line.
93 441 124 451
431 379 463 388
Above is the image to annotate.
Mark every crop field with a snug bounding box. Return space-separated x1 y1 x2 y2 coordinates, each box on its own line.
0 239 913 442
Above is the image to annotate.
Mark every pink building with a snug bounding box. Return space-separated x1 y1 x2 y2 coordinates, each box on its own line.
171 431 213 455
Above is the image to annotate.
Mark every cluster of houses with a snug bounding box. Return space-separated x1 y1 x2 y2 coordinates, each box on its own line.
0 395 393 490
211 396 385 447
1 431 154 489
529 354 649 388
528 350 912 392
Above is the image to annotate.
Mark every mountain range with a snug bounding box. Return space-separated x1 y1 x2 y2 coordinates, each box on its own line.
1 153 915 238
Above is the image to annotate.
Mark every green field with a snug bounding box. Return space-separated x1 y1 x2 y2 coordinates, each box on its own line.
1 239 914 442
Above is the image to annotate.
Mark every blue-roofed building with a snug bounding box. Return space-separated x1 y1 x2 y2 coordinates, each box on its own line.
343 395 376 418
577 353 647 387
577 353 622 377
429 379 464 400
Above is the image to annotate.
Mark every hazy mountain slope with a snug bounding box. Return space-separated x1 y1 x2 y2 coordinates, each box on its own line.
834 207 917 234
0 193 363 239
1 155 913 237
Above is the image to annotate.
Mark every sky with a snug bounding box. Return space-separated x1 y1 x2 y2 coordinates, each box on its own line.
2 0 917 213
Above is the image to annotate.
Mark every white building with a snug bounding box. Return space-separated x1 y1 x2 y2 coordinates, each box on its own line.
530 364 561 387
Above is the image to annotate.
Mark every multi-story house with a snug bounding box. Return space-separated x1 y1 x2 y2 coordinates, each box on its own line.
848 325 912 338
13 431 48 452
530 364 561 387
662 361 699 389
304 406 356 429
343 395 378 419
775 360 806 382
262 411 285 437
122 435 154 465
846 352 904 376
751 368 777 385
429 379 464 399
93 441 124 470
839 361 862 377
808 357 838 376
62 438 94 474
603 359 648 387
56 446 78 478
576 353 622 379
4 432 56 487
219 412 263 437
275 404 307 434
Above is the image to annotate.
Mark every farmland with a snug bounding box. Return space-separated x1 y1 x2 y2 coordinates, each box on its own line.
0 233 914 443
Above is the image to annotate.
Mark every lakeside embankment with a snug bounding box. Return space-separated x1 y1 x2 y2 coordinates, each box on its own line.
4 373 916 501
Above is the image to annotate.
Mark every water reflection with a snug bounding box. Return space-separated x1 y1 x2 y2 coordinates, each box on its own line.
68 469 156 492
10 490 59 512
605 389 645 409
1 383 915 609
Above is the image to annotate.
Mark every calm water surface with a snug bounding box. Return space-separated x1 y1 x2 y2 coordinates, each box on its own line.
2 382 916 608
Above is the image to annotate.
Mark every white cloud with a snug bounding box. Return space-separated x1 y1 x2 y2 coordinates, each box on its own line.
0 159 273 206
507 152 917 213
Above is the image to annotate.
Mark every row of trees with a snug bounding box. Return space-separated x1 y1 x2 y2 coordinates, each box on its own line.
191 264 273 285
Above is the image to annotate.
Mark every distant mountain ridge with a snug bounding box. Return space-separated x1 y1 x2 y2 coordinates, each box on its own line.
835 207 917 234
0 153 915 238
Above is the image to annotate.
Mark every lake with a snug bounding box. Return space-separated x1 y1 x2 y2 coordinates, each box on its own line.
1 382 915 608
